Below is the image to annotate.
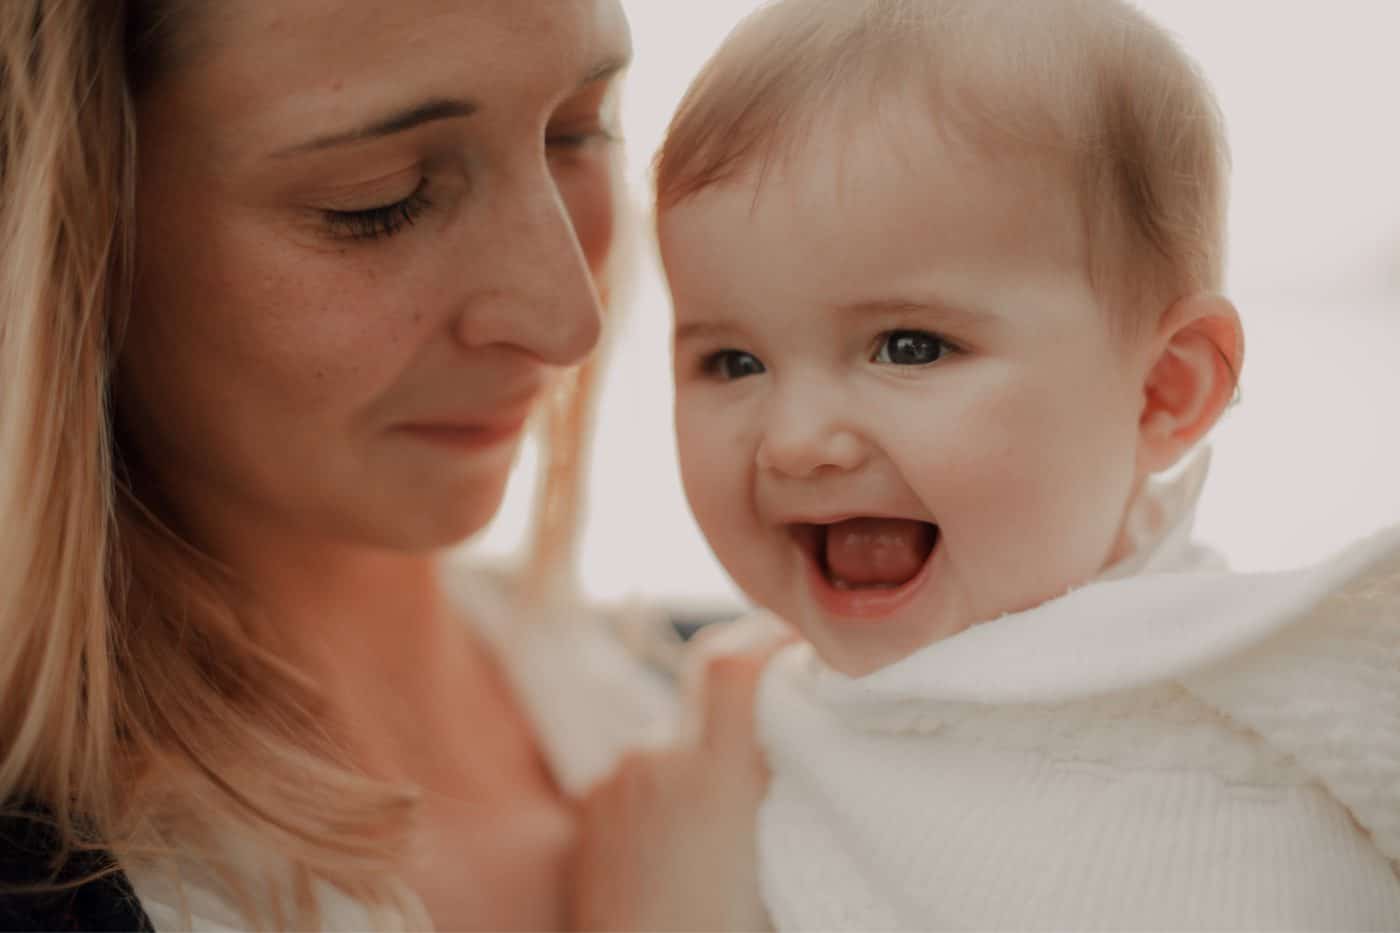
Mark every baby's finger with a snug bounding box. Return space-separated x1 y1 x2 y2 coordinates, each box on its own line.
687 609 795 659
697 651 770 758
677 612 797 750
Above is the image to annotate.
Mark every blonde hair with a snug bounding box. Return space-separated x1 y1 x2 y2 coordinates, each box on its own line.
656 0 1231 330
0 0 607 926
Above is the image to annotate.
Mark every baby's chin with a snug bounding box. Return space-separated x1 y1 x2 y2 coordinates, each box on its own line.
789 575 1094 679
789 602 975 679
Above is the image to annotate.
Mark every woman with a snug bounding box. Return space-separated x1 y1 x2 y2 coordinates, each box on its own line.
0 1 769 929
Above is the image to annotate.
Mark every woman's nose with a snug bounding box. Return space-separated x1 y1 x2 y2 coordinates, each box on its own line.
453 168 603 366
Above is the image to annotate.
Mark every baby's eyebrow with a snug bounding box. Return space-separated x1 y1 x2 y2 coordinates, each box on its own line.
835 297 999 328
673 320 738 343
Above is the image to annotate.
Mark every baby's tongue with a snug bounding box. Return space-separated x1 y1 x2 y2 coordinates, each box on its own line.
824 518 935 588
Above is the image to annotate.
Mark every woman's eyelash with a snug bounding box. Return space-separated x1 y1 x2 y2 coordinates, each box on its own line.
322 181 432 241
546 128 621 151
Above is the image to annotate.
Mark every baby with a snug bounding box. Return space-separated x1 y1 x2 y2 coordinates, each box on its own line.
655 1 1400 929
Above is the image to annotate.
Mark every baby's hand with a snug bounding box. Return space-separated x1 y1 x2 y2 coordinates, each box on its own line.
569 647 779 932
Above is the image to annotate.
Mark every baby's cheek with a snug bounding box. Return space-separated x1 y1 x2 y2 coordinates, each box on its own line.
677 410 764 574
676 412 730 509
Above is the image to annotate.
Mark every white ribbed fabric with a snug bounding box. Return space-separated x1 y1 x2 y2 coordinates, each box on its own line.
756 458 1400 931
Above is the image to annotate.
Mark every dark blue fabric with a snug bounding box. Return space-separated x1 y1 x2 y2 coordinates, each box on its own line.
0 805 151 932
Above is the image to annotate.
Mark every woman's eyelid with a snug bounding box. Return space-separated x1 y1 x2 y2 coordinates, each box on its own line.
310 166 426 212
321 177 429 221
546 114 621 148
552 80 629 152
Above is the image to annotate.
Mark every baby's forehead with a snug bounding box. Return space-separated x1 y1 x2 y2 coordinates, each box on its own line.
659 135 1106 345
661 106 1088 275
757 99 1073 205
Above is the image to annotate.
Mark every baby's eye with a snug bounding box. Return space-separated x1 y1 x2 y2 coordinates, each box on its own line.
872 330 952 366
702 350 766 381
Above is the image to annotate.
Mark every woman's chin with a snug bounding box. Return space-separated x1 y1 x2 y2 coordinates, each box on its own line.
417 496 511 552
339 474 514 555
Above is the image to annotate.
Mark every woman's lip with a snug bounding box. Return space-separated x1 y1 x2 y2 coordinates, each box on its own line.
800 528 939 622
397 417 528 449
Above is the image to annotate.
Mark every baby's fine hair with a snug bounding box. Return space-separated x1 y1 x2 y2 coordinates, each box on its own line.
655 0 1230 332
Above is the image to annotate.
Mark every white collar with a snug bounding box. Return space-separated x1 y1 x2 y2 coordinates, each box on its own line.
1099 447 1222 579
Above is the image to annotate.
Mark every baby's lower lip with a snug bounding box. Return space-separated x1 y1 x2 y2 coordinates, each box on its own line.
799 525 940 622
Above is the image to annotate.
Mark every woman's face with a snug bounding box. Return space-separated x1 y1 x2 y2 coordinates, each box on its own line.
122 0 629 553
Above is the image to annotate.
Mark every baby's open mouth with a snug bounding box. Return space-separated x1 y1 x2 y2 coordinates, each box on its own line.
791 518 939 590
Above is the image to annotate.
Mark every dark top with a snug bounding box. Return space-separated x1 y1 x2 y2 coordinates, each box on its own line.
0 807 152 932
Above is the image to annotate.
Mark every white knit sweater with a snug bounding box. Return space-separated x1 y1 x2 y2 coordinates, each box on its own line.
756 460 1400 931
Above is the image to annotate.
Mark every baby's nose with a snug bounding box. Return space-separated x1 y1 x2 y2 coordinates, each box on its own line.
756 418 869 479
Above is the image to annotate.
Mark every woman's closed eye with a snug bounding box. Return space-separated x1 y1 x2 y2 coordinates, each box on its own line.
547 75 624 157
872 330 956 366
546 125 621 152
321 180 432 242
702 349 766 381
546 102 622 164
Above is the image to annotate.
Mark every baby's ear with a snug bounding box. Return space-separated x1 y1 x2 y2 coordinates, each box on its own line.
1137 293 1243 474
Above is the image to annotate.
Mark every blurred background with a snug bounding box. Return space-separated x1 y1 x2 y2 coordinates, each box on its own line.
472 1 1400 613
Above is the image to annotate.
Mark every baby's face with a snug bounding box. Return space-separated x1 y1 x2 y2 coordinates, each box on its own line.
660 120 1155 676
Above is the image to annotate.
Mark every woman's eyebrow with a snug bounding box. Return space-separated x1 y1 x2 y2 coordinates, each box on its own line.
274 97 479 157
272 53 627 159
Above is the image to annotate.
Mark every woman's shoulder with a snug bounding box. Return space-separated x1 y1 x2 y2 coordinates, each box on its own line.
0 804 153 932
